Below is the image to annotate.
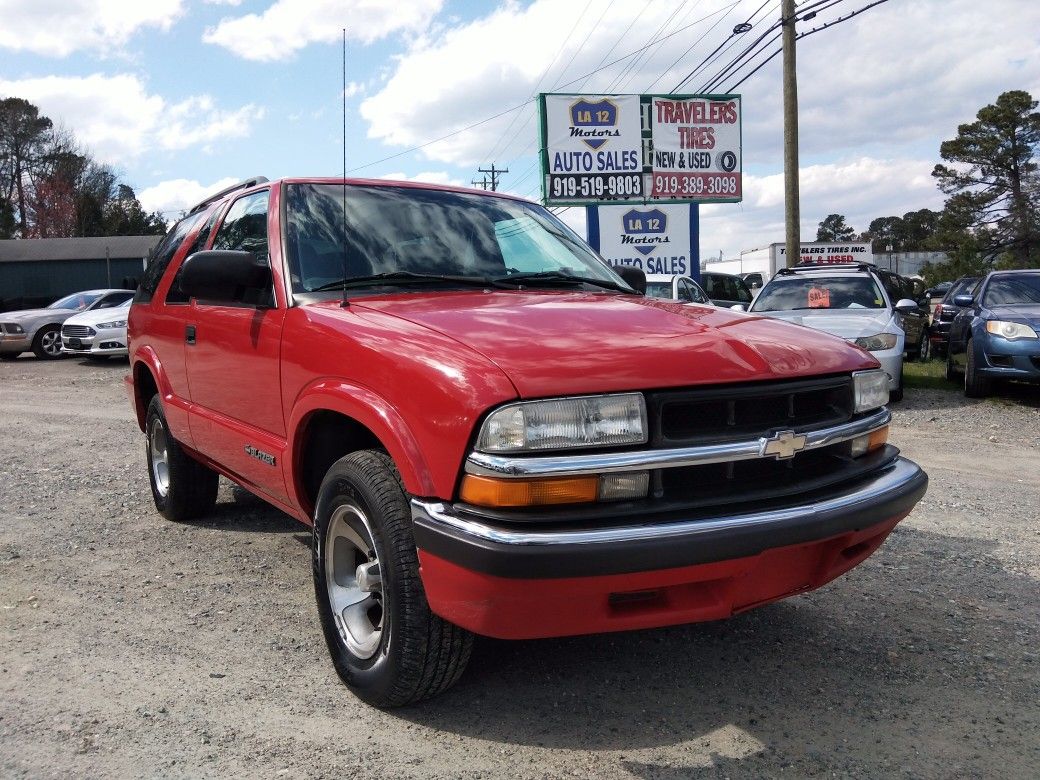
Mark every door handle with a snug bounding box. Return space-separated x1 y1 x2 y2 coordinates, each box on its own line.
185 325 196 345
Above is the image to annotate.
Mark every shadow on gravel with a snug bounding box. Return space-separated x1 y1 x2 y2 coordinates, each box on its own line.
901 382 1040 410
183 484 302 535
393 525 1036 775
71 356 130 369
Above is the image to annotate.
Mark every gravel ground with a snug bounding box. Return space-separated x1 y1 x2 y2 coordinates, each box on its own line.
1 357 1038 779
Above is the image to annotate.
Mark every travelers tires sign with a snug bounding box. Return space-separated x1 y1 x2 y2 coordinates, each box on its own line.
539 92 742 207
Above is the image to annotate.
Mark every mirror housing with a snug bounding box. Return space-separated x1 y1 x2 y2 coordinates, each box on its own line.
953 293 974 307
612 264 646 294
179 250 272 305
894 298 920 314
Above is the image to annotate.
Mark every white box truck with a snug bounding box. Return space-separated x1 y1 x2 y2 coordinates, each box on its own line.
705 242 874 290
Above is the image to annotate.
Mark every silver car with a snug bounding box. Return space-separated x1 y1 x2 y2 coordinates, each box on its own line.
747 265 922 401
0 289 135 360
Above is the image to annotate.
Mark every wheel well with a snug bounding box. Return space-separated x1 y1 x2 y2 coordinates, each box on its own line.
133 363 159 431
297 410 383 515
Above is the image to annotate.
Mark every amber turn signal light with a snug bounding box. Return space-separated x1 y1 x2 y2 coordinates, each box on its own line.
850 426 888 458
460 475 599 507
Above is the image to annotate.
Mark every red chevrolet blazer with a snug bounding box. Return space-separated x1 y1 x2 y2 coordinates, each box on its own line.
126 177 927 707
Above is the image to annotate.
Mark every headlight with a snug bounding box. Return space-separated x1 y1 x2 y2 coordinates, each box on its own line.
95 319 127 329
985 320 1037 340
853 370 889 412
853 333 898 351
476 393 647 453
3 323 25 334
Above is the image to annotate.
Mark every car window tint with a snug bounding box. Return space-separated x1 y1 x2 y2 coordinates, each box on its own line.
167 206 223 305
135 213 204 303
212 191 270 256
677 279 693 301
983 275 1040 306
752 276 886 312
686 280 708 304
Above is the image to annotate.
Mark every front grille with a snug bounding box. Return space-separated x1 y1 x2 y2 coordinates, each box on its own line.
648 375 854 446
63 325 95 337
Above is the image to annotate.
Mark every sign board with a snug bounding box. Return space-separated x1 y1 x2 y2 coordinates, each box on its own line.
778 242 873 265
586 203 699 279
539 92 741 207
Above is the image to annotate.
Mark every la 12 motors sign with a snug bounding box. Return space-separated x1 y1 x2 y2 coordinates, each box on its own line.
540 93 643 205
589 203 697 277
649 94 741 200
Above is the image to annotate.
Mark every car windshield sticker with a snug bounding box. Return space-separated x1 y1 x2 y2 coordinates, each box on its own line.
808 286 830 308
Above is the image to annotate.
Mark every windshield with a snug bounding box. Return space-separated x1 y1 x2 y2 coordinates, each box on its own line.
49 292 103 311
944 277 979 302
645 282 673 299
751 276 887 312
285 183 623 293
983 274 1040 306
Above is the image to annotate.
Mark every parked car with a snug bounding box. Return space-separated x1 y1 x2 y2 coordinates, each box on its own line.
874 267 930 359
126 176 926 707
740 271 765 291
643 273 712 305
747 263 925 401
701 271 754 308
928 276 979 357
923 280 953 317
0 289 135 360
61 297 132 359
946 269 1040 397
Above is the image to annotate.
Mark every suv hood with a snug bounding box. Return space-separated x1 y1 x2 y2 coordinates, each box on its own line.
753 309 896 340
350 291 876 397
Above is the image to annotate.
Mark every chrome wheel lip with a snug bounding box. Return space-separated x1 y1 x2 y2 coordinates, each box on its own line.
149 418 171 498
325 503 385 660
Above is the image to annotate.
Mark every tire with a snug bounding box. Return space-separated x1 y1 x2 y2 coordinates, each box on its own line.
963 338 991 398
145 395 219 521
889 362 904 403
31 325 63 359
312 450 473 708
945 348 959 382
918 333 930 363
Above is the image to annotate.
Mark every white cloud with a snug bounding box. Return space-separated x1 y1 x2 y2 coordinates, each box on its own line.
343 82 364 99
138 178 242 215
0 0 183 57
0 74 264 163
377 171 465 187
359 0 1040 169
203 0 443 61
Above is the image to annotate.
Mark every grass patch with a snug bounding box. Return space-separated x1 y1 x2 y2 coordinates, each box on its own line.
903 358 956 391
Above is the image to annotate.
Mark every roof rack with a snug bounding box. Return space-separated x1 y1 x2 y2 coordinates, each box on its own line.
775 262 876 276
187 176 269 216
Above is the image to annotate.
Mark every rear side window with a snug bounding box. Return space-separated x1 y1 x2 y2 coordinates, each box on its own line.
134 213 205 303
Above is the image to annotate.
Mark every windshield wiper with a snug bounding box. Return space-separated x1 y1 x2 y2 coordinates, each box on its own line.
311 271 503 292
490 270 633 294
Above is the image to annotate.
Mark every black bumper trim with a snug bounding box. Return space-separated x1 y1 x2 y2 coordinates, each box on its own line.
411 457 928 579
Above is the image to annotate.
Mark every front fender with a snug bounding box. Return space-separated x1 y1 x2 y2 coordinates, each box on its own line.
129 346 193 443
287 380 436 502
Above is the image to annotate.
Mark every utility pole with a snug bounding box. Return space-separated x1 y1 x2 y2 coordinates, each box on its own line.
782 0 800 268
471 175 490 190
477 163 508 192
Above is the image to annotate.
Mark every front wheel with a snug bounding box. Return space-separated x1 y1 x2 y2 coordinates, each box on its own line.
31 325 63 359
889 363 904 403
312 450 472 708
964 338 992 398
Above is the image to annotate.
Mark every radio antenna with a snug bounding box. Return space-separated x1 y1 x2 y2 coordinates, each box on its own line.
340 27 349 307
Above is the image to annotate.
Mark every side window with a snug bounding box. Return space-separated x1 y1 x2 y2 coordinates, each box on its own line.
134 213 204 303
212 191 270 256
166 206 223 305
677 279 693 302
878 272 900 305
685 280 708 304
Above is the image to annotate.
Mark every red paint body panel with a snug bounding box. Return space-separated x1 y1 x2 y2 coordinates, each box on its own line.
418 514 905 640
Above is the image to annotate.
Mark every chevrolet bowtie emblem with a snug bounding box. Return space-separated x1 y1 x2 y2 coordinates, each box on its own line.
759 430 807 460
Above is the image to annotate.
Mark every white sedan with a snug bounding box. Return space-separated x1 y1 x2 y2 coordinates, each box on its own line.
643 274 713 305
61 298 132 359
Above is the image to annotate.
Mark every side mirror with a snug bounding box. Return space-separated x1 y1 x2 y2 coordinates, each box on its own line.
952 293 974 307
894 298 920 314
612 265 646 295
730 304 747 312
179 250 272 304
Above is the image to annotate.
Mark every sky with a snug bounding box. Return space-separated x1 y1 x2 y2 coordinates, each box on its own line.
1 0 1037 261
